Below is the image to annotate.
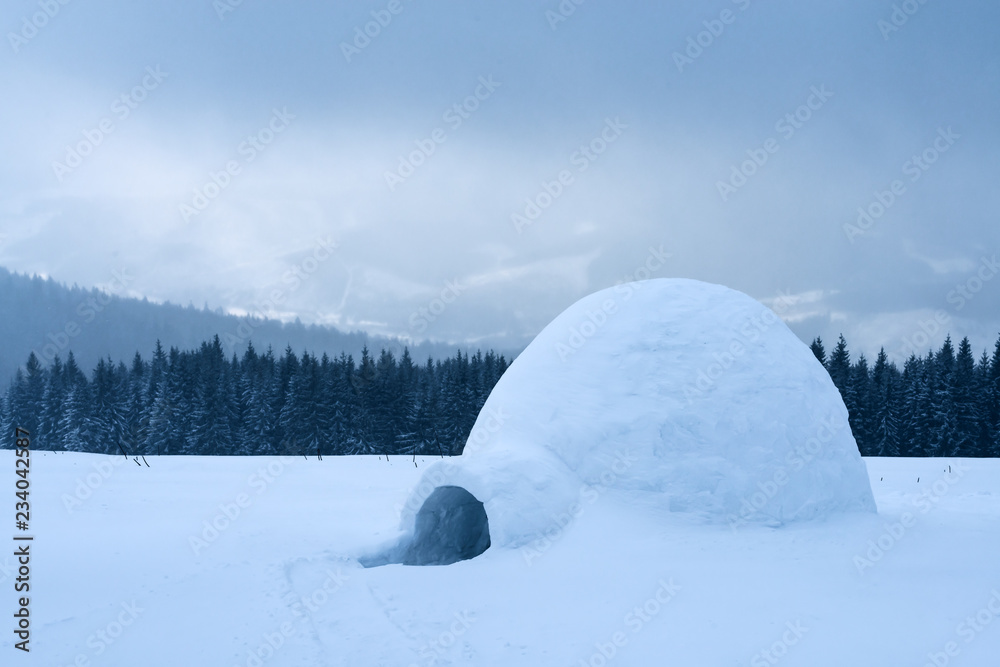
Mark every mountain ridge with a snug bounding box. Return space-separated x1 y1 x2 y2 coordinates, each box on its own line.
0 265 501 386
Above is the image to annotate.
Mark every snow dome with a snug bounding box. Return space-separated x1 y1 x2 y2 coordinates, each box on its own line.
381 279 876 565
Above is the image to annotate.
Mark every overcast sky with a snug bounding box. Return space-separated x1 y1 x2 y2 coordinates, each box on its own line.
2 0 998 361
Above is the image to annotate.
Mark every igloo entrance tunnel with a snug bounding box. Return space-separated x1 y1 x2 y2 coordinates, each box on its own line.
369 278 876 566
362 485 491 567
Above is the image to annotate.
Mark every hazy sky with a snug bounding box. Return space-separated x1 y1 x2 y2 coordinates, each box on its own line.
2 0 998 361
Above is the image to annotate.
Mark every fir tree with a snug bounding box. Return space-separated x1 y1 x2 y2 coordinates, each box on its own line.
848 354 871 454
827 335 851 399
870 348 900 457
38 355 66 450
986 335 1000 457
809 337 826 366
951 337 978 456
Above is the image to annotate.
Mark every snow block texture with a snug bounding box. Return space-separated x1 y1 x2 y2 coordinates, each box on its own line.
400 278 876 553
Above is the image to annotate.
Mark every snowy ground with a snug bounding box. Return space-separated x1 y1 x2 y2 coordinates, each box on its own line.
3 451 999 666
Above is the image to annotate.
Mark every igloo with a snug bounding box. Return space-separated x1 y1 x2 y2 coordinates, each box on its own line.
382 278 876 565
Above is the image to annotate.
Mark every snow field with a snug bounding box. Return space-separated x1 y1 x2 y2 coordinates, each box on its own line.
2 451 998 666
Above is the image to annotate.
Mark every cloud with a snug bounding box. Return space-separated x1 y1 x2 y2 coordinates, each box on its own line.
2 0 999 359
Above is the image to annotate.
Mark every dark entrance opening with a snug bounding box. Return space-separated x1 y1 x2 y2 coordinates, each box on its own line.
361 486 491 567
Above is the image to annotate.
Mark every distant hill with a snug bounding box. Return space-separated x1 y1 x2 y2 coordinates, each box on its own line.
0 266 485 386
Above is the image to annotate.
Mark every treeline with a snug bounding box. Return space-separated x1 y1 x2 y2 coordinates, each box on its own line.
810 334 1000 457
3 331 999 458
0 336 508 457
